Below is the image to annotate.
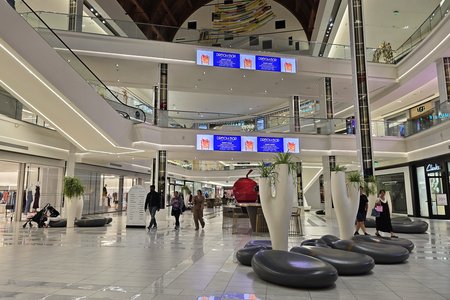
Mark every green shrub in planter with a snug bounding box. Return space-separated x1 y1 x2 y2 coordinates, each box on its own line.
64 177 84 198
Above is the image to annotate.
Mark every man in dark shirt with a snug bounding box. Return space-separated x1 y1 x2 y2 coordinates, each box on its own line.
144 185 160 229
355 186 369 235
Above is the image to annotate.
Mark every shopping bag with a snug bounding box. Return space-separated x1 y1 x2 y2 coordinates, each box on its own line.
375 205 383 212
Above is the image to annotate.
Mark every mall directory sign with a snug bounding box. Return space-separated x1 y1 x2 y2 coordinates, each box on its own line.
196 134 299 153
196 50 296 73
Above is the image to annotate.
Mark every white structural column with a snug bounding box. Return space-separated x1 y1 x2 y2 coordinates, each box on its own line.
14 163 26 222
437 57 450 103
65 144 77 177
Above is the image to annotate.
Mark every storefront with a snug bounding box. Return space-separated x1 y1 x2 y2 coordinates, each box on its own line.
412 157 450 219
0 151 65 221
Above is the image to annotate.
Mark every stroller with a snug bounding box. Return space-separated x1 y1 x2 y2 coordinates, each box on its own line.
22 203 51 228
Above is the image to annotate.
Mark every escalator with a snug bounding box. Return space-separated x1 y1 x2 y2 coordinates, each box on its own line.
0 0 143 153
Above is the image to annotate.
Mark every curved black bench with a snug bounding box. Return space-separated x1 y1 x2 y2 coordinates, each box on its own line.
237 245 271 266
320 235 340 247
244 240 272 248
301 238 331 248
365 217 428 233
49 219 67 227
352 235 414 252
252 250 338 288
106 217 113 224
76 218 107 227
333 239 409 264
291 246 374 275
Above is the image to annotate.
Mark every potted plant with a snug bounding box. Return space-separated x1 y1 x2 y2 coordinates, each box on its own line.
331 167 362 239
259 153 296 251
64 176 84 227
363 176 378 219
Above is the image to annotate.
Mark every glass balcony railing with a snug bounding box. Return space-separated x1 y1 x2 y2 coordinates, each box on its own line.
149 101 450 138
395 0 450 61
16 0 147 123
19 10 390 64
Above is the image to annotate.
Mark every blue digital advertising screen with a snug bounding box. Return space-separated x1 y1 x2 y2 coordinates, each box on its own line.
257 136 283 152
213 135 241 151
213 51 240 69
196 50 296 73
255 55 281 72
196 135 299 153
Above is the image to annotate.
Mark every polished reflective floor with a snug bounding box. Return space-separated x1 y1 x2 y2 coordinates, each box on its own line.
0 209 449 299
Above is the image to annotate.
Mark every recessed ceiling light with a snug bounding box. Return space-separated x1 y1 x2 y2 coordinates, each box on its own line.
90 8 94 12
230 88 233 91
102 20 106 24
115 64 119 67
117 79 120 82
194 85 198 89
242 74 246 78
393 10 399 15
95 12 99 16
249 107 253 110
203 71 206 75
402 25 409 30
264 90 268 93
281 77 284 81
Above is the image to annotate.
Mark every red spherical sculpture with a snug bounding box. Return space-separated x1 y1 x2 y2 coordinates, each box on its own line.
233 170 258 203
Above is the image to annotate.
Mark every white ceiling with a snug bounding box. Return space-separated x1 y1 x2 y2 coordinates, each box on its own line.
333 0 442 49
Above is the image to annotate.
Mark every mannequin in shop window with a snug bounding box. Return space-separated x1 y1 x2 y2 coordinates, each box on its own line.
24 184 33 215
32 182 40 211
103 184 108 206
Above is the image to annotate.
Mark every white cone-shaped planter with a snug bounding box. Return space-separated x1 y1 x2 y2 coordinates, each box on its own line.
331 171 360 240
259 164 294 251
66 197 78 228
75 196 84 220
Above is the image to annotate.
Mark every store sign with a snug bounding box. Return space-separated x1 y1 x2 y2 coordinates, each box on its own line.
410 101 433 118
196 50 296 73
126 185 147 228
196 134 299 153
426 163 441 173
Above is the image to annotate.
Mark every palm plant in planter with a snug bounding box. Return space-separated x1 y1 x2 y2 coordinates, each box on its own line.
363 176 378 219
331 167 362 239
64 176 84 227
259 152 297 251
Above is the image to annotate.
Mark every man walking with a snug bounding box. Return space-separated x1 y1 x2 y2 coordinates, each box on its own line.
144 185 160 229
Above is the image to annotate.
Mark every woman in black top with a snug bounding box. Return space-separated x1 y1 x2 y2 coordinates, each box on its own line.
355 187 369 235
375 190 398 238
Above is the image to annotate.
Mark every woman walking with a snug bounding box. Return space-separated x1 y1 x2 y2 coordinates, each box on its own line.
375 190 398 238
192 190 205 230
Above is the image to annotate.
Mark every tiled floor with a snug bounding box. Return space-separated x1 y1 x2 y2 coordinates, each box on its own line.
0 208 448 299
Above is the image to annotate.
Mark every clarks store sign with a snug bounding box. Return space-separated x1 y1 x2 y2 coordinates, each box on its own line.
410 101 433 118
426 163 441 173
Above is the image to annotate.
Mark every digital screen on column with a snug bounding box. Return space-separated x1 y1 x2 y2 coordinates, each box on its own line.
257 137 283 152
213 51 240 68
213 135 241 151
255 55 281 72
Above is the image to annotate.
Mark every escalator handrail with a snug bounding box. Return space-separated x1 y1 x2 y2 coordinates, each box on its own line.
20 0 146 123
